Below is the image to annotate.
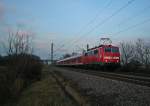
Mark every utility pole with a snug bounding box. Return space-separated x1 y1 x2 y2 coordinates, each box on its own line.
51 42 53 64
87 44 89 51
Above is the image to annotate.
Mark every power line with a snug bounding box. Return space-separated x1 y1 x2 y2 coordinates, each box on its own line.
78 0 112 32
117 5 150 26
55 0 136 57
95 4 150 38
54 0 112 53
111 18 150 36
94 18 150 44
51 42 53 63
69 0 136 47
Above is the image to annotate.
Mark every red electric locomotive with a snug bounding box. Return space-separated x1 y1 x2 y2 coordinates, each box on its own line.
56 44 120 68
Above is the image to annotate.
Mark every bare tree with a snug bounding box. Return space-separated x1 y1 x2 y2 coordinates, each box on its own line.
120 42 135 64
5 28 33 55
135 39 150 67
135 39 145 64
144 45 150 67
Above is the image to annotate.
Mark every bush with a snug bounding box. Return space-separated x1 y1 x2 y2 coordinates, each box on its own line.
120 60 150 75
0 54 43 105
120 60 142 72
22 55 43 83
0 67 15 104
7 54 43 85
0 55 4 66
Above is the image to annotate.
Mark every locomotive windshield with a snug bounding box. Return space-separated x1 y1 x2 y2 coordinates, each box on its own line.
112 48 119 53
105 47 111 52
105 47 119 53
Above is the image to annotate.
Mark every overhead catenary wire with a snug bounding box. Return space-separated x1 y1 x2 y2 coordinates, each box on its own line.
117 5 150 26
111 18 150 37
94 4 150 39
55 0 137 58
94 18 150 42
54 0 112 53
68 0 136 47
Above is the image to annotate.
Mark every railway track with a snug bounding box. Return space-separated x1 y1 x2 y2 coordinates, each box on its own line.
55 67 150 87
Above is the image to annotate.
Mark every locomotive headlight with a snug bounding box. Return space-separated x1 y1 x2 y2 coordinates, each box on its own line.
113 57 119 59
104 56 111 59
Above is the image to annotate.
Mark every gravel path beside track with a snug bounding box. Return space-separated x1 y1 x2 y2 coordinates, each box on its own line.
53 67 150 106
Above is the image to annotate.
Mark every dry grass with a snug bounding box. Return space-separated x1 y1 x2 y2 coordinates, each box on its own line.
16 65 77 106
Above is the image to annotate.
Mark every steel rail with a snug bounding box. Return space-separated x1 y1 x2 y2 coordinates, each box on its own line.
55 67 150 87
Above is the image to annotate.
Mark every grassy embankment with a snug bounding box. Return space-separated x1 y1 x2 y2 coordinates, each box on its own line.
16 65 77 106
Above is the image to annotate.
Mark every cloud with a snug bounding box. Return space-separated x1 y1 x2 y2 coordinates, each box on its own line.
17 30 34 37
34 40 49 49
2 25 34 35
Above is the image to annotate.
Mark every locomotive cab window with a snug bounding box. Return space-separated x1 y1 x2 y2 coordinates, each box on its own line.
94 50 98 55
85 53 87 56
105 47 111 52
87 51 93 56
112 48 119 53
90 51 94 55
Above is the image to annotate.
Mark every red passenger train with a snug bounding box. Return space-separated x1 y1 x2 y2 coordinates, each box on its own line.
56 44 120 68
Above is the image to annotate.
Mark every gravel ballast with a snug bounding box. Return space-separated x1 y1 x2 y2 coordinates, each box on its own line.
54 67 150 106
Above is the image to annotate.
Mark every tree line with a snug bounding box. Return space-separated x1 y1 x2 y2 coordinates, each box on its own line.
120 38 150 72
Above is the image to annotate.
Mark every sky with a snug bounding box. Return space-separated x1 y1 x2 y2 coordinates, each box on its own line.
0 0 150 59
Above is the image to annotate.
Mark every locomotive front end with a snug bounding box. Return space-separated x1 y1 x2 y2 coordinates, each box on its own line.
103 46 120 66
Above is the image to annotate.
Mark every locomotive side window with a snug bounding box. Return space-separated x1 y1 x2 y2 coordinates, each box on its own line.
94 50 98 55
105 47 111 52
87 52 90 56
85 50 98 56
87 51 93 56
112 48 119 53
88 51 91 55
85 53 87 56
90 51 94 55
